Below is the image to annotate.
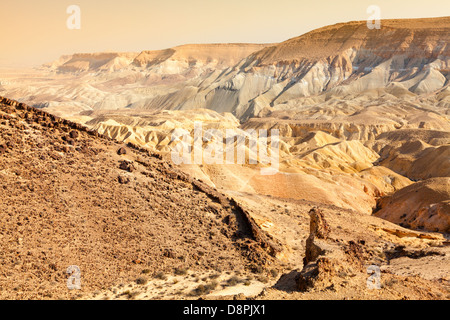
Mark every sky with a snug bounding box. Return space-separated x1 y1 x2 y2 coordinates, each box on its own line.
0 0 449 67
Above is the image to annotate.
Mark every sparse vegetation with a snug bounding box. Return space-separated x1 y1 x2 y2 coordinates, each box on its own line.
209 273 221 280
154 272 168 280
256 275 269 284
122 290 139 299
174 267 189 276
250 264 264 274
191 281 219 296
191 284 208 296
136 276 148 285
226 275 243 286
269 269 279 278
384 277 399 287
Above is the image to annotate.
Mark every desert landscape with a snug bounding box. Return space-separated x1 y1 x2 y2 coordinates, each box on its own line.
0 15 449 301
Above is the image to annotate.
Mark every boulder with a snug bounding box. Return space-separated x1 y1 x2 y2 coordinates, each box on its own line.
117 147 127 155
118 175 130 184
119 160 136 172
69 130 79 139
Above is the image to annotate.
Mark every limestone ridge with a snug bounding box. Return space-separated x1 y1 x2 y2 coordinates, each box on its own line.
46 44 271 73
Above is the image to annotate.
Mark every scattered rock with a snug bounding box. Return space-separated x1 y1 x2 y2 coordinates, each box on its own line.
117 147 127 155
119 160 136 172
118 175 130 184
0 143 8 155
163 249 176 259
69 130 79 139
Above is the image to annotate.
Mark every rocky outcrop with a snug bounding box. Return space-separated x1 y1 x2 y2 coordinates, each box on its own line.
117 147 127 155
303 208 331 265
375 178 450 233
295 208 367 292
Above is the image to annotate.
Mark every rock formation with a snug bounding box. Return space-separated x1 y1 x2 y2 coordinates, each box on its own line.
375 178 450 232
295 208 365 292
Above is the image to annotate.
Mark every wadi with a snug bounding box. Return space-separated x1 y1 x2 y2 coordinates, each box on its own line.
0 16 448 300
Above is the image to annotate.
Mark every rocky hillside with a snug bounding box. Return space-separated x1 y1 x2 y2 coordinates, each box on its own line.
1 97 449 300
375 178 450 233
0 96 282 299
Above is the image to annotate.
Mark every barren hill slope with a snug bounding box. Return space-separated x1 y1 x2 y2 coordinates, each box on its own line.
0 96 281 299
375 177 450 232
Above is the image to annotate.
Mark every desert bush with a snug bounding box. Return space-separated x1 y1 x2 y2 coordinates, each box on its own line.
174 267 188 276
226 276 243 286
257 275 269 283
269 269 279 278
209 273 221 280
136 277 148 285
154 272 168 280
191 281 218 296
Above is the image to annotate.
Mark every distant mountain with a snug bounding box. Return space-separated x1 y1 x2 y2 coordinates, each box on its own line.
37 17 449 121
133 43 271 71
44 52 140 72
138 17 450 119
45 43 270 74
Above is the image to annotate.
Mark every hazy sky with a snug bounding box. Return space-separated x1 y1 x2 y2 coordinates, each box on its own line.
0 0 449 67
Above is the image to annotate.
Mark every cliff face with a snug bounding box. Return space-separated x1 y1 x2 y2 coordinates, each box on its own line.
251 17 450 64
47 44 270 74
133 43 271 71
35 17 450 121
45 52 141 73
81 17 448 120
201 17 450 119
